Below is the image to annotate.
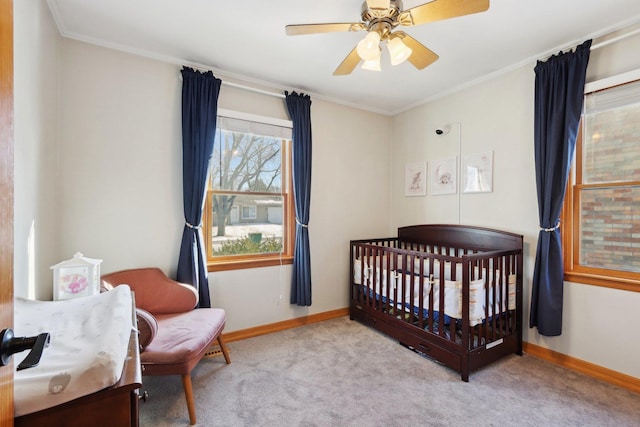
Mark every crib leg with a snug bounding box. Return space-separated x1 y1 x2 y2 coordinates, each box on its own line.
461 355 470 382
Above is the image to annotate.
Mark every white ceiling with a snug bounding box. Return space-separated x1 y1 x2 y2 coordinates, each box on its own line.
47 0 640 115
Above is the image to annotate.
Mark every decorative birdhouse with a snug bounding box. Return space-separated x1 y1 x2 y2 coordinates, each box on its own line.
51 252 103 300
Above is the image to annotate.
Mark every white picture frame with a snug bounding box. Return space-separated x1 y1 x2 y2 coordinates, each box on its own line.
404 162 427 196
430 157 457 195
462 151 493 193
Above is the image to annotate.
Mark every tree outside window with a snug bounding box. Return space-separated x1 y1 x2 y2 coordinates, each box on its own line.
204 113 294 271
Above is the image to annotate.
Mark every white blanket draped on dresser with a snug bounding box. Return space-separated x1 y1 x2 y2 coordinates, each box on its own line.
14 285 133 417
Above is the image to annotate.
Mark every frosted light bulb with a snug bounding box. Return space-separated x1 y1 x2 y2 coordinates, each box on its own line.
357 31 381 61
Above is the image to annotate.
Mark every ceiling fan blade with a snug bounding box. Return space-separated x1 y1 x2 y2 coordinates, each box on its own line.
395 32 439 70
286 23 366 36
399 0 490 27
333 47 362 76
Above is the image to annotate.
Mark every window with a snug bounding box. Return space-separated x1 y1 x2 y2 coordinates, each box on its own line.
562 73 640 291
203 110 294 271
241 205 257 220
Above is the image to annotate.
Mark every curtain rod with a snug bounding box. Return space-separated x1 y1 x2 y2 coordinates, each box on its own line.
540 21 640 61
221 81 286 99
591 24 640 50
180 62 286 99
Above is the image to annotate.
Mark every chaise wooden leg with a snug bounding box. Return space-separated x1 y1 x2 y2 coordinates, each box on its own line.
218 335 231 364
181 374 196 425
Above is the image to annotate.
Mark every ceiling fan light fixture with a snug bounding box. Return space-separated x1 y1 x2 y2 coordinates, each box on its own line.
287 0 490 75
387 36 412 66
361 53 382 71
356 31 381 61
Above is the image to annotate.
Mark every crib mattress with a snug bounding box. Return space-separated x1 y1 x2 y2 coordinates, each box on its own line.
354 258 515 326
14 285 133 417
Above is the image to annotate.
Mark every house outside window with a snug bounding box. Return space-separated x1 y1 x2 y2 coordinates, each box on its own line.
204 110 294 271
562 72 640 291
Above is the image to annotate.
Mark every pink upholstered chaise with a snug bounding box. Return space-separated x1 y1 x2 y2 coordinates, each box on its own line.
101 267 230 425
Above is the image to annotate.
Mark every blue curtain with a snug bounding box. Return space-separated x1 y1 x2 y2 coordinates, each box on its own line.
530 40 591 336
285 91 313 306
176 67 221 308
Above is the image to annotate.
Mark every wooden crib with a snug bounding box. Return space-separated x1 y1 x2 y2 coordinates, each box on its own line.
350 224 523 381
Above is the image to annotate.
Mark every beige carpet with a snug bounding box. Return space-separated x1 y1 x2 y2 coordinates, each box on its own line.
139 316 640 426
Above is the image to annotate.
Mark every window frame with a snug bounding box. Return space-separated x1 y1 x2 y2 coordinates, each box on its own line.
562 70 640 292
203 109 295 272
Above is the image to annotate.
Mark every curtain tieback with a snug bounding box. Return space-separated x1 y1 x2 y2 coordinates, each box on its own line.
186 222 202 230
539 221 560 232
296 218 308 228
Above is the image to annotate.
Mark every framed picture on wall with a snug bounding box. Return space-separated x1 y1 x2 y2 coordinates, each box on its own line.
404 162 427 196
462 151 493 193
430 157 457 195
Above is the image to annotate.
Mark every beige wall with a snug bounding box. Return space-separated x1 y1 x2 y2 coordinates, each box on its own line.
55 40 392 331
13 0 61 300
58 40 184 275
391 33 640 378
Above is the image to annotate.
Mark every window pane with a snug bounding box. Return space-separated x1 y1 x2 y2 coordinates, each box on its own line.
583 105 640 184
205 111 293 268
211 129 282 194
583 79 640 184
211 194 284 256
579 186 640 272
241 205 256 220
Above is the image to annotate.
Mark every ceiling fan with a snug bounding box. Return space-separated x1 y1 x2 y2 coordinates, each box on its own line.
286 0 490 75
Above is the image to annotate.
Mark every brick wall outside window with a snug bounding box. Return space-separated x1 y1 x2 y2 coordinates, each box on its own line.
579 104 640 272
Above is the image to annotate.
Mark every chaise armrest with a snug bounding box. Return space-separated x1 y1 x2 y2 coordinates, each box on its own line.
135 307 158 350
101 267 198 314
